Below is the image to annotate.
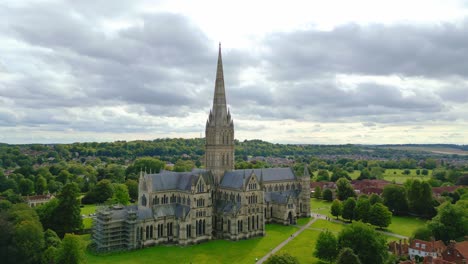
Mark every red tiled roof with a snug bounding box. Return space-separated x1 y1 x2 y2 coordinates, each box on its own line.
454 241 468 258
410 239 446 252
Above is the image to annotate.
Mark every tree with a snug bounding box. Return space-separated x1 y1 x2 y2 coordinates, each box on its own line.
110 184 130 205
355 196 371 222
13 220 45 264
424 158 437 169
428 201 467 242
342 197 356 222
336 178 355 201
368 203 392 229
314 186 321 199
35 175 47 195
331 169 350 182
322 189 333 202
432 169 447 181
52 183 83 237
336 247 361 264
82 179 114 204
19 178 34 195
264 253 299 264
1 204 45 264
331 199 342 219
56 234 84 264
407 180 435 217
314 230 338 263
369 193 383 205
357 168 370 180
125 179 138 200
57 170 72 184
370 167 385 179
338 222 388 264
412 226 433 241
104 164 126 183
125 157 165 178
316 170 330 182
382 185 408 215
174 159 195 172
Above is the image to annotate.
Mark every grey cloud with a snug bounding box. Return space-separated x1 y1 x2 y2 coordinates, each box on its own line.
263 22 468 79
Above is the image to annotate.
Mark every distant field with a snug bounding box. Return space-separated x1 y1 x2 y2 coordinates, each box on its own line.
313 169 432 184
384 146 468 156
382 169 432 184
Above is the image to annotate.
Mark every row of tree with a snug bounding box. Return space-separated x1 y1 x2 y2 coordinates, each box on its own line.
0 198 84 264
331 196 392 228
314 222 389 264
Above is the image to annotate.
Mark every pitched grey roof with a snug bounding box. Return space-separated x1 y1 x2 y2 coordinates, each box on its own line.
137 206 153 220
220 168 296 189
215 200 241 214
265 190 299 204
148 169 212 192
153 204 190 219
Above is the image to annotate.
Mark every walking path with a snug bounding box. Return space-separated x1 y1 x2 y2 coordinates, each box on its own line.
256 217 317 264
256 212 407 263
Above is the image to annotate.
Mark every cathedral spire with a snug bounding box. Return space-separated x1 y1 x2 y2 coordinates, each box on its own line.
212 42 228 124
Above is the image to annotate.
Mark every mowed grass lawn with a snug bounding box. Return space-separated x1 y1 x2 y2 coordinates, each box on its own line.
310 198 424 237
279 220 342 264
313 169 432 183
387 215 427 237
310 198 333 218
280 218 404 263
81 204 98 229
382 169 432 184
85 224 299 264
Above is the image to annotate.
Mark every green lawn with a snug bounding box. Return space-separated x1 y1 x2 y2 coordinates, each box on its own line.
81 204 97 215
85 224 299 264
310 198 333 218
387 215 427 237
382 169 432 184
312 169 432 183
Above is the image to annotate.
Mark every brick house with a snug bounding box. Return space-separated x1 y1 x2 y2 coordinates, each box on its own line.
441 241 468 264
409 239 446 260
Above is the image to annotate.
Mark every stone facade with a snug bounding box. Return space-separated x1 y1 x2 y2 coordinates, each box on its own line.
93 44 310 252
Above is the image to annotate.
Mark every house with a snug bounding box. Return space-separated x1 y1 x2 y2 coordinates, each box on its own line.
409 239 446 260
441 241 468 264
24 194 55 207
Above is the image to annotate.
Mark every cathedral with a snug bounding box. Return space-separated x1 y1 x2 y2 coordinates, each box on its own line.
93 44 311 252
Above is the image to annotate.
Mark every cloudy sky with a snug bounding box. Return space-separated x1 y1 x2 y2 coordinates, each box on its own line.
1 0 468 144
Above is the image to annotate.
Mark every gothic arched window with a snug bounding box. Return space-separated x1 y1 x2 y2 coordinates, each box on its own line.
141 194 147 206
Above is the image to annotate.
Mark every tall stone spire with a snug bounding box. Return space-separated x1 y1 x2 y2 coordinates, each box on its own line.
212 43 228 124
205 43 235 183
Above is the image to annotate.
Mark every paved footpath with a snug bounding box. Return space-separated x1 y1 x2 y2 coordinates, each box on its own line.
256 217 318 264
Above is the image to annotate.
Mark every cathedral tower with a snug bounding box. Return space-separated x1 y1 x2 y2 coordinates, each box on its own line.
205 43 235 183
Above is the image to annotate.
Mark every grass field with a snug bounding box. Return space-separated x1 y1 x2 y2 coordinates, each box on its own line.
280 218 406 263
387 215 427 237
310 198 333 218
81 204 97 215
85 224 299 264
313 169 432 184
382 169 432 184
81 204 98 230
311 198 425 237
